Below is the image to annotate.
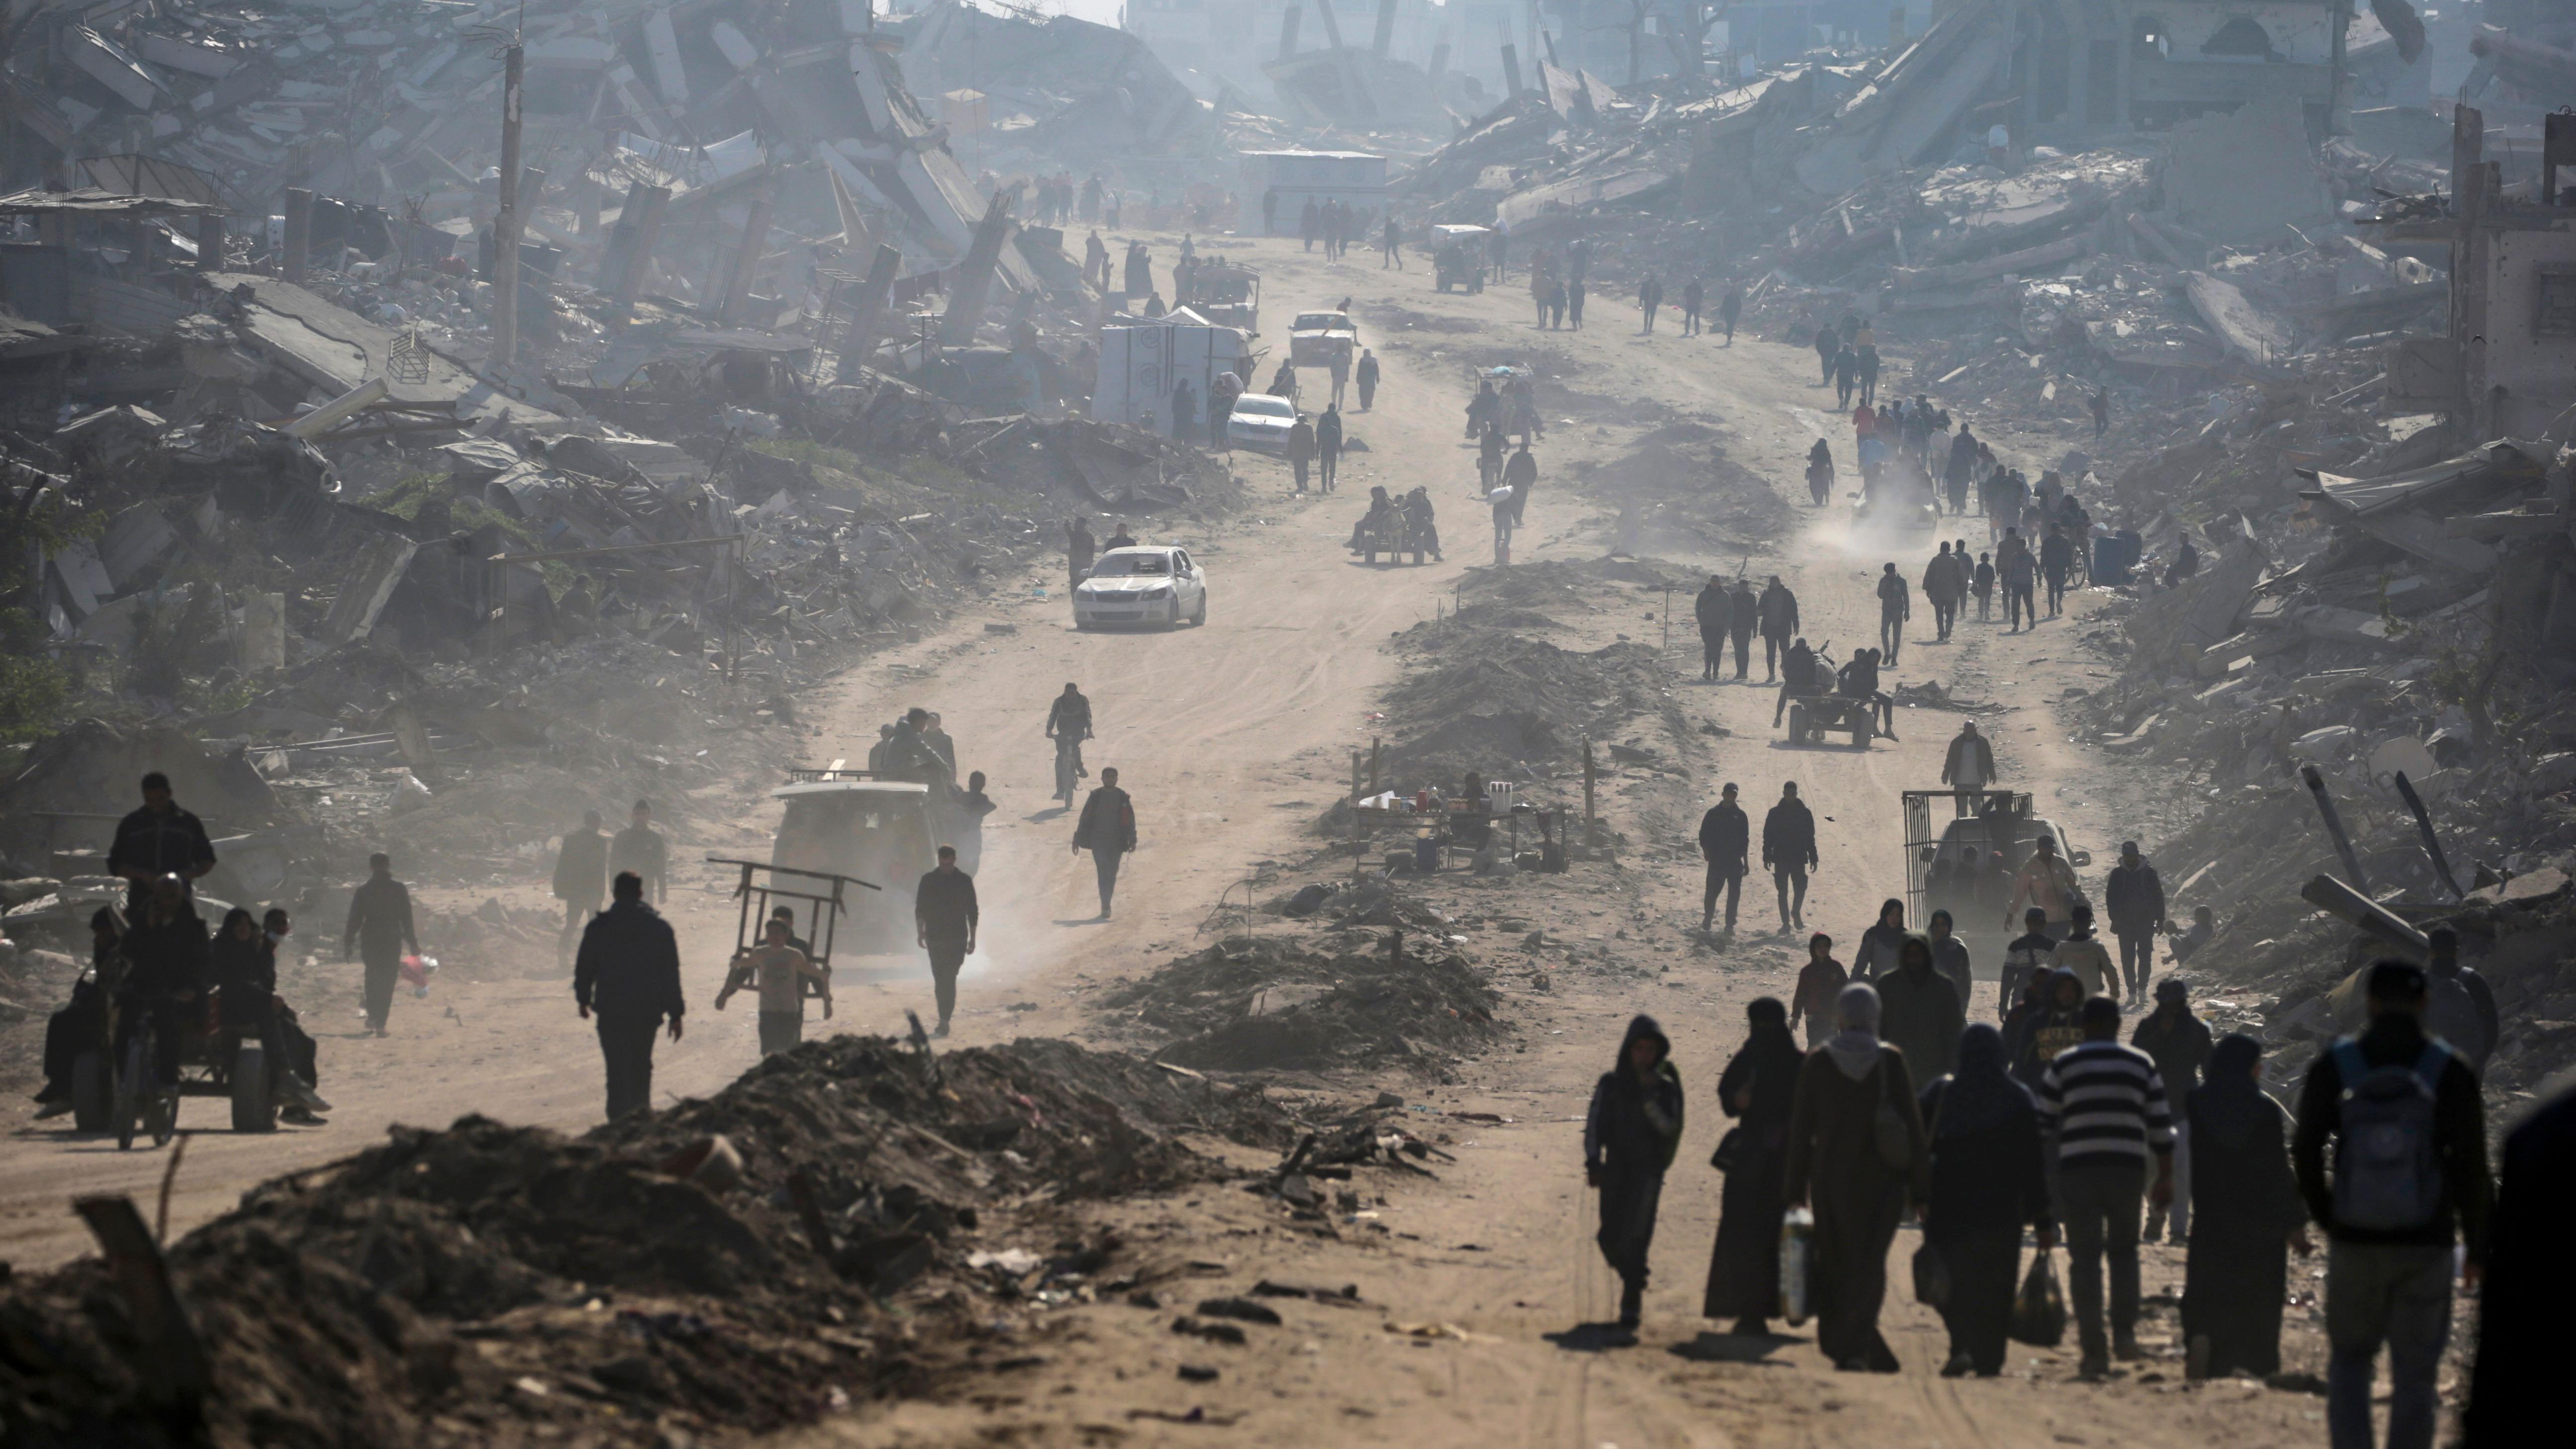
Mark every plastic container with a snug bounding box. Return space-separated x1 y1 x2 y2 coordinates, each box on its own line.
1779 1207 1815 1326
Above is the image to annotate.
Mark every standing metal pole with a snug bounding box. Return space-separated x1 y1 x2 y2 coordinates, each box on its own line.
2301 763 2372 896
492 43 526 366
1583 737 1598 846
1351 751 1365 880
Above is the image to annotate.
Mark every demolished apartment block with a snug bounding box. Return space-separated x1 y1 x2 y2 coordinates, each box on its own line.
2375 106 2576 441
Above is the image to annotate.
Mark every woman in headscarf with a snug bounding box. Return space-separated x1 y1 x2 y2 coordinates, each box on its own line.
1851 898 1908 981
2180 1034 2310 1379
1702 997 1806 1335
1919 1023 2054 1375
1876 932 1965 1086
1784 982 1930 1371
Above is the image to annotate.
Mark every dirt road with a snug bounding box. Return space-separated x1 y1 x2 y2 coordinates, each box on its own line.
785 238 2320 1448
2 233 2329 1448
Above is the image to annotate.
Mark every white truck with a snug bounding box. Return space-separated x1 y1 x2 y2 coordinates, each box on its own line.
1090 320 1256 430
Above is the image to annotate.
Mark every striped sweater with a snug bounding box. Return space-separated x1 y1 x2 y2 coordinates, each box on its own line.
2037 1040 2175 1171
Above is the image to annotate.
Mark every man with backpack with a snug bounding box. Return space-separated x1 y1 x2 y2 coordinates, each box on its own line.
2294 960 2492 1449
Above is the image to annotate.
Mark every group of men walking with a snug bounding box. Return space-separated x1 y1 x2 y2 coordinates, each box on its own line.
1692 574 1799 683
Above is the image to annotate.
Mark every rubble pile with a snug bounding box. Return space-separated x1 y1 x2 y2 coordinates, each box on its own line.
1095 926 1501 1075
0 0 1254 870
1383 2 2457 481
1379 576 1684 783
2 278 1234 896
0 1034 1296 1447
2072 424 2576 1099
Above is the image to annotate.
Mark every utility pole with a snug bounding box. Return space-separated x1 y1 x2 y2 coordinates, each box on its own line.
491 40 526 367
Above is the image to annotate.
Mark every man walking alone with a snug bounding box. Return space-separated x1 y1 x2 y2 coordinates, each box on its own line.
1584 1015 1684 1338
1875 562 1910 665
573 872 685 1121
1073 766 1137 920
2105 841 2167 1005
1763 782 1819 932
915 845 979 1037
343 853 419 1037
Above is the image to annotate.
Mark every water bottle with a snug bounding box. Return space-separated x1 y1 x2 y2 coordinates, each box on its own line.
1779 1207 1816 1326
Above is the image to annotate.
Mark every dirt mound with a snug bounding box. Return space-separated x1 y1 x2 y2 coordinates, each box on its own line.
0 1036 1294 1448
1376 613 1678 784
1573 423 1793 555
1095 931 1503 1073
1460 556 1687 614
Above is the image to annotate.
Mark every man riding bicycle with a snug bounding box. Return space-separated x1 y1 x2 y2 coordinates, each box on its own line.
1046 682 1094 805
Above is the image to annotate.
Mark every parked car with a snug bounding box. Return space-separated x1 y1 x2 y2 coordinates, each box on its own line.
1226 392 1297 452
1073 545 1209 629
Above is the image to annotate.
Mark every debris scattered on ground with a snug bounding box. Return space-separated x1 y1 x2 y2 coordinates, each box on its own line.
1095 929 1502 1075
0 1034 1295 1445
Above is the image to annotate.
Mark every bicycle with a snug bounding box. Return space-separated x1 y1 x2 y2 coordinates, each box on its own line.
1051 731 1088 806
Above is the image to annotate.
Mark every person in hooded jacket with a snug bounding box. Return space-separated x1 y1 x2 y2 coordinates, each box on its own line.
2012 967 2091 1086
1785 983 1931 1372
1789 932 1848 1049
1585 1014 1685 1334
1879 934 1967 1087
1920 1023 2056 1375
1851 898 1910 981
2181 1033 2311 1379
1703 998 1805 1335
2134 976 2214 1243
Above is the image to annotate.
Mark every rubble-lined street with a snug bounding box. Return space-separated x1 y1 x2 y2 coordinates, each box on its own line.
4 0 2569 1444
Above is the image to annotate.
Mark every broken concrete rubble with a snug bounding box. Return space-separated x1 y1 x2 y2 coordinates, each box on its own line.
0 1035 1300 1445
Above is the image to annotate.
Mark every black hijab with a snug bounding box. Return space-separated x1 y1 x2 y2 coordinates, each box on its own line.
1742 997 1803 1072
2191 1033 2273 1150
1933 1023 2033 1138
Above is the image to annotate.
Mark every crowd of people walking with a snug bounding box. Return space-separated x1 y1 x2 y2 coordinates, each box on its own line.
1587 861 2539 1449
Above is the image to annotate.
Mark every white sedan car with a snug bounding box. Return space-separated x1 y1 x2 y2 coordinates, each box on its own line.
1073 545 1209 629
1227 392 1296 452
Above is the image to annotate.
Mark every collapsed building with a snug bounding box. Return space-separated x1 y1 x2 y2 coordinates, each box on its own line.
0 0 1253 915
